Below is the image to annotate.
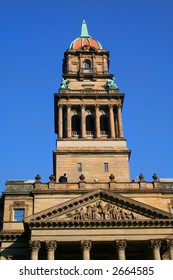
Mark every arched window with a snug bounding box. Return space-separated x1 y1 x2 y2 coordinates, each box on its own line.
72 115 81 136
86 115 95 135
100 115 109 135
83 59 92 69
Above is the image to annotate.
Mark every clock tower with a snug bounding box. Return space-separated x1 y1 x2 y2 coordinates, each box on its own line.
54 20 131 183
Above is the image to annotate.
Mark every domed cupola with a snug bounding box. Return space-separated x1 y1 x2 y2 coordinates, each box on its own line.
70 20 103 51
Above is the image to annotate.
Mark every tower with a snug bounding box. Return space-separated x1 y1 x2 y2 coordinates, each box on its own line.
54 20 131 183
1 20 173 261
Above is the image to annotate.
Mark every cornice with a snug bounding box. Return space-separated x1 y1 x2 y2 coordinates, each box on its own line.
0 231 24 241
27 219 173 230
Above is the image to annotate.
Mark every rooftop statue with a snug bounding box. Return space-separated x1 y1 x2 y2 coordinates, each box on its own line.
106 77 118 89
60 78 69 89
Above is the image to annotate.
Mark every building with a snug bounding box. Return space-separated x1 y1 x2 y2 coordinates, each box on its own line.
0 21 173 260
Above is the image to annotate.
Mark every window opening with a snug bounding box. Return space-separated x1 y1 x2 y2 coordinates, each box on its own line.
77 163 82 172
83 59 91 69
104 163 109 172
14 209 25 221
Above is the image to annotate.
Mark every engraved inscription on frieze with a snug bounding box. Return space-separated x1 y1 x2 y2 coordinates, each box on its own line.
65 201 143 221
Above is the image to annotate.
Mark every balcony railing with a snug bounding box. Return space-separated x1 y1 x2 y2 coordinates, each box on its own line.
101 131 109 136
72 131 80 137
86 131 94 136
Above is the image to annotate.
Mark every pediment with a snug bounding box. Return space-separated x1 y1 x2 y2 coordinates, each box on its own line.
24 190 173 229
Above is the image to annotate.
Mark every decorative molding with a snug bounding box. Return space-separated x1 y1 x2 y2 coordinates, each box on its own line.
27 219 173 230
0 232 23 241
13 201 25 206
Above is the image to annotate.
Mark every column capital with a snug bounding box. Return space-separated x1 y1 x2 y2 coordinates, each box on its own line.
81 104 86 109
150 239 161 249
94 104 100 109
58 104 63 108
81 240 92 250
29 241 41 251
115 240 126 249
166 239 173 248
45 240 57 251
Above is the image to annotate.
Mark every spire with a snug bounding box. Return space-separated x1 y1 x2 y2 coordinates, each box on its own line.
80 20 91 38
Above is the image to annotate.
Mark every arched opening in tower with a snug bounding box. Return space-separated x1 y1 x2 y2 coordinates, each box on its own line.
100 115 109 136
72 115 81 136
86 115 95 136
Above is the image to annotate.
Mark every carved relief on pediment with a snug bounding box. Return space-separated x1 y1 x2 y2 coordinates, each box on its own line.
64 200 145 221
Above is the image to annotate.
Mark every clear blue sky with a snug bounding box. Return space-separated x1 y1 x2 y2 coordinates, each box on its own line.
0 0 173 193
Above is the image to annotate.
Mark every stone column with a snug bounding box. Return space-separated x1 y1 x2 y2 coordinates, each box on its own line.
81 105 86 138
67 105 71 138
109 105 115 138
30 241 41 260
117 105 124 138
150 239 161 260
166 239 173 260
58 105 63 138
46 241 57 260
103 55 108 72
95 105 100 138
92 53 95 70
81 240 92 260
116 240 126 260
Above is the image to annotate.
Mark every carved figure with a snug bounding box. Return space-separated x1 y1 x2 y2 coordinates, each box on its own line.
86 206 92 220
66 201 138 221
79 208 86 220
92 204 100 220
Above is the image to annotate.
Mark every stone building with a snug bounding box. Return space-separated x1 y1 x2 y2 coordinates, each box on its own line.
0 21 173 260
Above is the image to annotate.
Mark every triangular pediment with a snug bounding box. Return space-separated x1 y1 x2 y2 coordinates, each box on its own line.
24 190 173 229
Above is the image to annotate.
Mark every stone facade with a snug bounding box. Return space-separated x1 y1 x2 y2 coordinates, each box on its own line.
0 21 173 260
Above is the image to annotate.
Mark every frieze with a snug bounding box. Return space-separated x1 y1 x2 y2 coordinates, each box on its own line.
66 201 142 221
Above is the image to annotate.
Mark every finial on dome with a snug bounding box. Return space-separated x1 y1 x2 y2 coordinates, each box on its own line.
80 20 91 38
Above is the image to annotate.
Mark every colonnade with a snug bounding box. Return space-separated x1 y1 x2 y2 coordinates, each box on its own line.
29 239 173 260
58 104 124 139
